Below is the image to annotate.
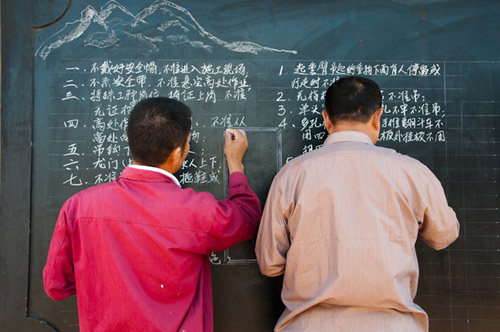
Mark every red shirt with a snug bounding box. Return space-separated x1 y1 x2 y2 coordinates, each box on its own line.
43 167 261 332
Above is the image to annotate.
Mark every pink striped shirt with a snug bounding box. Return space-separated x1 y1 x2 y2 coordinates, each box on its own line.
256 131 459 332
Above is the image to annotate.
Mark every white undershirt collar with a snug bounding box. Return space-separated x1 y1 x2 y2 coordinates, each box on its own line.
128 164 181 187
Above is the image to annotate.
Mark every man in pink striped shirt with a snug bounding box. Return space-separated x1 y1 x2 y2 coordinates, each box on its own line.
256 76 459 331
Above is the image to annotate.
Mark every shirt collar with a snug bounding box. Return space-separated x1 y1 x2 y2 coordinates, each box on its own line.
324 131 374 146
128 164 181 187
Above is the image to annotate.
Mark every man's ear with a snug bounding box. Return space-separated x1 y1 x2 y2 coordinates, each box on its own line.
371 107 383 131
170 147 183 164
164 146 182 169
322 109 333 133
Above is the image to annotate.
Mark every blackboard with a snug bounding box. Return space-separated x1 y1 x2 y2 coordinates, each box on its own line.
1 0 499 331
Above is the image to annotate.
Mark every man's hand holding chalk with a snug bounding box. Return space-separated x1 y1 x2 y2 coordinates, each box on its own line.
224 129 248 174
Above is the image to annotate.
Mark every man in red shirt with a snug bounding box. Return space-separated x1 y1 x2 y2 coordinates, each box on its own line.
43 97 262 332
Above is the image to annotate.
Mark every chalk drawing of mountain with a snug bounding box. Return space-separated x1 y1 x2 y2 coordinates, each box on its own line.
35 0 297 59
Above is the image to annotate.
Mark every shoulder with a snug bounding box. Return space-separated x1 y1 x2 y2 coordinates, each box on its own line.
374 145 434 174
270 150 322 191
278 143 434 179
62 180 118 211
363 145 443 189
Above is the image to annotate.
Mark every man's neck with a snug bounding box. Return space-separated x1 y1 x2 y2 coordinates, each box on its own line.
131 160 178 174
330 122 378 144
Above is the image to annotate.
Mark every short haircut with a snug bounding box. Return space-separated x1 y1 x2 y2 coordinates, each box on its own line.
127 97 192 166
324 76 382 124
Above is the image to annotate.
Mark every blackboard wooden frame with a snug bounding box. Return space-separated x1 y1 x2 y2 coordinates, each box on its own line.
1 0 71 330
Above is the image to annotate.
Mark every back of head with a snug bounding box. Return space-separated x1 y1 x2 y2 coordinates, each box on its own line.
325 76 382 124
127 97 192 166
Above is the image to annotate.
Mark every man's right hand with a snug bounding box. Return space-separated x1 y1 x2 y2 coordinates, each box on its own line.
224 129 247 174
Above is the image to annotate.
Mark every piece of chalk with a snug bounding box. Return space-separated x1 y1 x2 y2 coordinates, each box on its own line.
226 129 235 140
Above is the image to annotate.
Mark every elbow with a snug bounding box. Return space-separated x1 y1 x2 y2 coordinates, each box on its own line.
439 216 461 249
262 269 285 278
236 200 262 230
255 246 285 277
44 284 74 301
43 270 76 301
423 223 460 251
247 201 263 225
257 262 285 277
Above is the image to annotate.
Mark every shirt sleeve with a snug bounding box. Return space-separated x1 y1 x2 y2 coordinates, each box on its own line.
255 173 290 277
417 168 460 250
43 202 76 301
204 172 262 253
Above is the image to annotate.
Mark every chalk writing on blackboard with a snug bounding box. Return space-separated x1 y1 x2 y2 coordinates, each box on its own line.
49 59 445 188
35 0 297 60
269 61 445 156
55 59 255 187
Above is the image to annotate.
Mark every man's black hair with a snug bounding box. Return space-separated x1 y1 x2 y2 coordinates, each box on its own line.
127 97 192 166
325 76 382 124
